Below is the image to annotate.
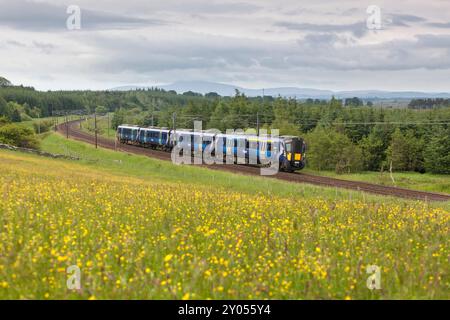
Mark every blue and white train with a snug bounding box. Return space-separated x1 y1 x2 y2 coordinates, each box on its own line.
117 125 306 172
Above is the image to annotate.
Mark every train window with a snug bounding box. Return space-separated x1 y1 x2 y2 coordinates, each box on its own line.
267 143 272 152
285 143 292 152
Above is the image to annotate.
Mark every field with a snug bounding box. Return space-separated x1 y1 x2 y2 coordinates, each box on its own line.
78 116 450 194
303 169 450 194
0 141 448 299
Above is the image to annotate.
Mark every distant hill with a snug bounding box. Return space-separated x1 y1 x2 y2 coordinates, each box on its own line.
110 81 450 99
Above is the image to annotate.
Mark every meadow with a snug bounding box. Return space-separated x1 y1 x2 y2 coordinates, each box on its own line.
0 146 448 299
77 115 450 194
302 169 450 194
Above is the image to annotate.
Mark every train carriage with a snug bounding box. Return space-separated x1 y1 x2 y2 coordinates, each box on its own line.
117 125 306 172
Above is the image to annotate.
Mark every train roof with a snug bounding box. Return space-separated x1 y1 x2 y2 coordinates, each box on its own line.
139 127 170 132
118 124 140 129
118 125 299 142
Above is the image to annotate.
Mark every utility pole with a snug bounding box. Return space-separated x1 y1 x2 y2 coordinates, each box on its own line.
37 112 41 135
114 128 117 152
259 88 265 136
256 112 260 137
151 114 154 127
172 112 177 146
172 112 176 131
94 112 98 149
107 112 110 138
66 112 69 139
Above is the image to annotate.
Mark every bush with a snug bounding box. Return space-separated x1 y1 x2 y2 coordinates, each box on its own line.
0 124 40 149
33 120 53 134
11 109 21 122
305 126 363 173
20 113 33 121
0 116 10 126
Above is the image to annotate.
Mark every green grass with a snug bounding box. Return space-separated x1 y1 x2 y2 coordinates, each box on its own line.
74 116 450 195
19 115 68 130
0 148 448 299
39 132 450 208
303 169 450 194
80 115 116 139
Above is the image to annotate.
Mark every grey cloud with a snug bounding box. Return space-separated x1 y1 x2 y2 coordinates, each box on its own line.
275 21 368 38
2 0 450 90
2 39 55 53
5 40 27 47
176 1 261 14
427 22 450 28
80 28 450 79
90 35 265 73
415 34 450 48
0 0 165 31
390 14 427 25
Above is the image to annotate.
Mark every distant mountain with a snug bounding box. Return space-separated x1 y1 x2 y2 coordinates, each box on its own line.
110 81 450 99
160 81 335 99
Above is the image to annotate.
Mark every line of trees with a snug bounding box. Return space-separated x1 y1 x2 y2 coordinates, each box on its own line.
1 78 449 174
110 93 449 174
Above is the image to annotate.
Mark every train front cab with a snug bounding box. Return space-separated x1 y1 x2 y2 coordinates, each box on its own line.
282 137 306 172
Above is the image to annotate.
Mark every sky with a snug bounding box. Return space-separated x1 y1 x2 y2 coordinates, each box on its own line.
0 0 449 91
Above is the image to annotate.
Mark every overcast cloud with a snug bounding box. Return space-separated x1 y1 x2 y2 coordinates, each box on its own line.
1 0 449 91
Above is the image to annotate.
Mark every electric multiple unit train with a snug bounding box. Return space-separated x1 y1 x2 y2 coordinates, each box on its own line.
117 125 306 172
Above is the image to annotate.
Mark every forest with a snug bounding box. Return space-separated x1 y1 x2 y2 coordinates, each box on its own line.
1 77 449 174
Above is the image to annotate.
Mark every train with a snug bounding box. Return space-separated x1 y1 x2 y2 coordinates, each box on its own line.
117 125 307 172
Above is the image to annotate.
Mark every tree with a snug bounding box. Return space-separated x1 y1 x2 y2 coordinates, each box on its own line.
95 105 108 115
305 126 363 173
183 91 202 97
424 127 450 174
387 128 425 172
345 97 363 107
0 96 10 118
359 132 385 171
270 119 301 136
111 109 126 129
11 108 21 122
0 76 12 87
208 101 231 131
205 92 220 98
358 124 392 171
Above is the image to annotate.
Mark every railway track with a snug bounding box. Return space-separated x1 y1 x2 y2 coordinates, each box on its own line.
56 120 450 202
